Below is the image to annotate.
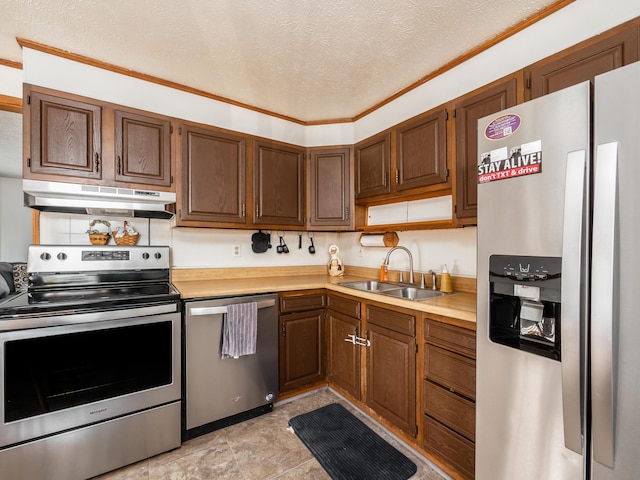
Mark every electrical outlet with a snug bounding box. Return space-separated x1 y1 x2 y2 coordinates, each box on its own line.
232 245 241 257
358 248 364 257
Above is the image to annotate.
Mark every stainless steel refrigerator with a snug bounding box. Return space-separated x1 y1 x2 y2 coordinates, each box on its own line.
476 60 640 479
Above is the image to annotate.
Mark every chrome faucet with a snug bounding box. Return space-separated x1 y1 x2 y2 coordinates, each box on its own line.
383 246 414 284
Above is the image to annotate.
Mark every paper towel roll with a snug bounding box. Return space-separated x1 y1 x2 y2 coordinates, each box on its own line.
359 232 399 247
360 234 386 247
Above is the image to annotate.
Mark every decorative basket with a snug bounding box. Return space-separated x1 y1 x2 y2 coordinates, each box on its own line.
112 221 139 246
87 220 111 245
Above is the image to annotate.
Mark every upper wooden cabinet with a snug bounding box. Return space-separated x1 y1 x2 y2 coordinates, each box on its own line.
355 107 449 206
355 132 391 200
25 85 175 191
254 140 305 227
454 76 519 224
177 123 246 225
114 110 172 187
27 90 102 181
395 108 448 192
525 22 639 100
308 146 353 230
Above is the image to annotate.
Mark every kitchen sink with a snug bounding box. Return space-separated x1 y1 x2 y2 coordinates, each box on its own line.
337 280 400 292
382 287 446 300
337 280 448 301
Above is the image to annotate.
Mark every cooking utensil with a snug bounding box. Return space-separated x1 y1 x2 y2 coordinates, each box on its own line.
251 230 269 253
277 232 289 254
308 233 315 254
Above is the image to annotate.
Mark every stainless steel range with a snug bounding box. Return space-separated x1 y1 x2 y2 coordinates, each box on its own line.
0 245 181 480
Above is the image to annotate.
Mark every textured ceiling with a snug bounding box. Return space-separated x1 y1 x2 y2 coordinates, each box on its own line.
0 0 561 123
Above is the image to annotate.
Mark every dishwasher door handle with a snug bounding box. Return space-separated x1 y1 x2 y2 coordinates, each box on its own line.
187 299 276 316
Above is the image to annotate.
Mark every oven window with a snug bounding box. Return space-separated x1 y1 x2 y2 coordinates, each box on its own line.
4 321 172 422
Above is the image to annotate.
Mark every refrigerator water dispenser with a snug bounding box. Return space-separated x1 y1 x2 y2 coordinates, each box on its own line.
489 255 561 360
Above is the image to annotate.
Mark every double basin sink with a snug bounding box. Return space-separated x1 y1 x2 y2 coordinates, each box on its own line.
337 280 448 301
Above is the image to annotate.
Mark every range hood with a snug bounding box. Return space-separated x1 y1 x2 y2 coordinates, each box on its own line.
23 179 176 219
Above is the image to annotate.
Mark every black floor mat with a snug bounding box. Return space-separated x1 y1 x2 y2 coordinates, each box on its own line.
288 403 417 480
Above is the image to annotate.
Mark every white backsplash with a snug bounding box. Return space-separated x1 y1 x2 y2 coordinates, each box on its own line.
38 212 477 277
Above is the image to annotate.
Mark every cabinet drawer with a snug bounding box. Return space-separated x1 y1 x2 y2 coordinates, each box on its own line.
425 318 475 359
423 415 475 479
424 344 475 400
424 380 475 442
366 305 414 336
279 293 326 313
327 294 361 319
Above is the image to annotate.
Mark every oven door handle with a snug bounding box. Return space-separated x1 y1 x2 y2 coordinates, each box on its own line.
188 299 275 316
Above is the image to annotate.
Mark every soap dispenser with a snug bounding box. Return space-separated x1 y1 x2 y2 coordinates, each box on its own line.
440 264 453 293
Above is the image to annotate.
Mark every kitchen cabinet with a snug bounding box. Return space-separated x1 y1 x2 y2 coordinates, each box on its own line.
27 90 102 181
454 75 519 224
326 294 362 400
278 291 326 393
254 140 305 227
395 108 448 192
25 85 175 190
525 22 639 100
423 316 476 479
307 147 353 230
355 106 449 205
366 304 416 437
114 109 172 187
355 132 391 200
177 123 247 225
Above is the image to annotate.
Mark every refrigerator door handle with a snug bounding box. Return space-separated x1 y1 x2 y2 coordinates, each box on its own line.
561 149 587 455
591 141 618 468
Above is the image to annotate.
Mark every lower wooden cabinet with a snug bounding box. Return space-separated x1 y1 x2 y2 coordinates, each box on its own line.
327 309 362 400
423 415 475 479
423 316 476 479
278 292 326 393
366 304 416 437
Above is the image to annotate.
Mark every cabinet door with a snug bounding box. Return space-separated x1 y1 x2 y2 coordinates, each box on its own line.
28 91 102 180
454 77 517 222
254 140 305 226
396 108 447 191
355 132 391 199
179 124 246 224
327 310 361 400
115 110 172 187
366 322 416 436
308 147 353 229
279 309 324 392
526 25 639 100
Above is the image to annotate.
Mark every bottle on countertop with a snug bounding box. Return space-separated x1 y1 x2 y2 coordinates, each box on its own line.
440 264 453 293
379 261 388 282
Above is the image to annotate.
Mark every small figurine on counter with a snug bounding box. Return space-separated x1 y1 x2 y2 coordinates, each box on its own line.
327 244 344 277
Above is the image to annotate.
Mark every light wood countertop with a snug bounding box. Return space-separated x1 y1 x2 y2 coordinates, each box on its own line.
172 267 476 329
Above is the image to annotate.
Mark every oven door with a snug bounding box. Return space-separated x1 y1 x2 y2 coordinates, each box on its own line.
0 309 180 449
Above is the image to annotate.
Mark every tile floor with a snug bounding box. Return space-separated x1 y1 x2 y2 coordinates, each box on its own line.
94 388 450 480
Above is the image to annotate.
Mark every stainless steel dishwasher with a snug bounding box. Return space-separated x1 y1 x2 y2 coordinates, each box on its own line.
183 293 278 439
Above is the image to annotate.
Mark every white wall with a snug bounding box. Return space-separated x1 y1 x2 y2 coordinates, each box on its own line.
11 1 640 276
0 177 32 261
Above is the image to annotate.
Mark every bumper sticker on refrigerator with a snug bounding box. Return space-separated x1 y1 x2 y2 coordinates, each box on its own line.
478 140 543 183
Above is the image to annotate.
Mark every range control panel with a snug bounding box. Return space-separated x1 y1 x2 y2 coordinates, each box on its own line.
28 245 170 273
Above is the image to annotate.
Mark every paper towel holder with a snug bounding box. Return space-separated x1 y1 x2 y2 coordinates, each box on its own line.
359 232 399 247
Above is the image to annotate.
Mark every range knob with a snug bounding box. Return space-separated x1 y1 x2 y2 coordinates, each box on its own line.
142 252 150 260
57 252 68 261
40 252 51 261
154 252 162 260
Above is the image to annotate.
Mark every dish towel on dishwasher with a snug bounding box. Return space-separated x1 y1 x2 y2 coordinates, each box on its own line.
221 302 258 358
